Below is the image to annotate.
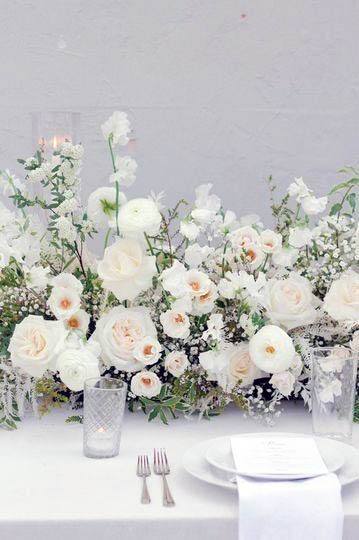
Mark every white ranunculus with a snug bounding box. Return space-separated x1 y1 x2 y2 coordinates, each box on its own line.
26 266 50 291
301 195 328 215
101 111 131 146
260 229 282 254
133 336 162 366
262 272 318 330
227 343 261 388
117 198 162 239
8 315 67 377
130 370 162 398
180 221 200 241
242 243 265 270
160 307 190 339
272 246 299 267
164 351 189 377
160 260 187 297
65 309 90 334
192 281 218 315
110 156 137 187
288 227 312 248
97 238 156 301
323 270 359 322
57 346 100 392
249 325 295 374
87 187 127 228
270 371 295 396
229 226 260 250
184 269 211 297
191 183 221 224
94 306 157 372
184 243 213 268
51 272 83 294
48 287 81 320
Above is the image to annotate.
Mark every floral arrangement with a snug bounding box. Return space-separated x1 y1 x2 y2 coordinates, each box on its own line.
0 111 358 429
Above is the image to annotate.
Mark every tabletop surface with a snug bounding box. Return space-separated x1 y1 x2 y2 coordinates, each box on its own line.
1 402 358 540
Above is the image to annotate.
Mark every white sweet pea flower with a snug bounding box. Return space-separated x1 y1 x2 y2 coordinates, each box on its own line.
323 270 359 322
261 272 318 330
65 309 90 334
301 195 328 215
272 246 299 267
184 243 213 268
8 315 67 377
133 336 162 366
26 266 50 291
57 344 100 392
93 306 157 372
249 325 295 374
51 272 83 294
110 156 137 187
48 287 81 320
191 183 221 224
164 351 189 377
160 300 191 339
117 198 162 238
160 260 187 297
288 227 312 248
180 220 200 241
101 111 131 146
87 187 127 228
212 210 238 235
202 313 224 342
287 177 311 200
260 229 282 254
239 214 263 228
98 238 156 302
131 370 162 398
270 371 295 396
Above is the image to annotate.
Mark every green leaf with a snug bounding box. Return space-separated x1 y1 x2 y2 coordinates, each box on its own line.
348 177 359 186
329 203 342 216
348 192 356 211
148 408 159 422
66 415 83 424
159 409 168 425
328 182 349 195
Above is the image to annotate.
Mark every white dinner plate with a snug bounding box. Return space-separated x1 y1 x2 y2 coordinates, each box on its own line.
205 432 345 480
183 433 359 489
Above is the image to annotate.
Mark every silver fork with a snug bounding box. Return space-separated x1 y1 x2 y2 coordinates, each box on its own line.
137 454 151 504
154 448 175 507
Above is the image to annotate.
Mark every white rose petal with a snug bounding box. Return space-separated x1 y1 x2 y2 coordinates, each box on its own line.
110 155 137 187
165 351 189 377
27 266 50 291
117 198 162 239
323 270 359 322
229 226 260 250
130 370 162 398
160 260 187 297
51 272 83 294
180 221 200 241
48 287 81 320
272 246 299 267
160 306 190 339
133 336 162 366
260 229 282 254
57 346 100 392
249 325 295 374
301 195 328 215
191 281 218 315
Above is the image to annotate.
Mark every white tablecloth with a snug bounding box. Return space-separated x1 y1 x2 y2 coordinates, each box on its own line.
1 402 358 540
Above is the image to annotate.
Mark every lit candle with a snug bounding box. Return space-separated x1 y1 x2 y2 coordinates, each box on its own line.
86 427 117 454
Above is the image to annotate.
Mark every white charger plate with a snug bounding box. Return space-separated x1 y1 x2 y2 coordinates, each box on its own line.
183 433 359 489
205 432 345 480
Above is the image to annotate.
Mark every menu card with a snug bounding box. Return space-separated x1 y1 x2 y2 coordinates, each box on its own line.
230 436 328 476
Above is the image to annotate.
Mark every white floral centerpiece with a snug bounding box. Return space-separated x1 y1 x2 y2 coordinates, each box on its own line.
0 112 358 429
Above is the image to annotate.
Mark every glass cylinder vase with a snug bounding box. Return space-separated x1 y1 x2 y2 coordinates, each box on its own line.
83 377 127 459
311 347 357 441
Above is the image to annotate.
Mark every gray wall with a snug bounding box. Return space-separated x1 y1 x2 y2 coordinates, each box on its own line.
1 0 358 226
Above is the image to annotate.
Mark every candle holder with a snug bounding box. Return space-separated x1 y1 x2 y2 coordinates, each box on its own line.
31 111 81 153
83 377 127 459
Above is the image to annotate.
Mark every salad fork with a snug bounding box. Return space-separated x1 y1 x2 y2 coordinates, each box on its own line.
137 454 151 504
154 448 175 507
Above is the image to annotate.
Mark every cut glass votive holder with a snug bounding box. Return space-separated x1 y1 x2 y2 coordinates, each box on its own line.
83 377 127 459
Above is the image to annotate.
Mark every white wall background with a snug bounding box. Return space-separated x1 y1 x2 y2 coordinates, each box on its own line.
1 0 359 225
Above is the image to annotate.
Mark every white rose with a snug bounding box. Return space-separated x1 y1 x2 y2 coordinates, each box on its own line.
110 156 137 187
272 246 299 267
301 195 327 215
160 260 187 297
26 266 50 291
260 229 282 254
57 346 100 392
117 198 162 238
87 187 127 228
227 343 260 388
160 301 190 339
165 351 189 377
48 287 81 320
65 309 90 334
51 272 83 294
288 227 312 248
180 221 200 241
262 272 318 330
130 370 162 398
229 226 260 250
97 238 156 301
323 270 359 321
249 325 295 374
94 306 156 372
101 111 131 146
133 336 162 366
242 243 265 270
9 315 67 377
184 243 213 268
192 281 218 315
184 269 211 297
270 371 295 396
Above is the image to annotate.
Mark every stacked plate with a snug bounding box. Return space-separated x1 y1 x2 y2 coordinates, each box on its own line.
183 432 359 488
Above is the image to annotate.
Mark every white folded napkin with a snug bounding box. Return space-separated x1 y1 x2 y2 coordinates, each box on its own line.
231 437 343 540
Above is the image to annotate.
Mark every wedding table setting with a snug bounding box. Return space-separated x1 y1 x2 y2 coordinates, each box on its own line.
0 111 358 539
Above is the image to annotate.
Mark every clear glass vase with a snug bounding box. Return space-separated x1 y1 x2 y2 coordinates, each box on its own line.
311 347 357 441
83 377 127 458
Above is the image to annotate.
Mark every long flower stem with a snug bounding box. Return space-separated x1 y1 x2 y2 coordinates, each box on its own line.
108 138 120 236
104 228 111 250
